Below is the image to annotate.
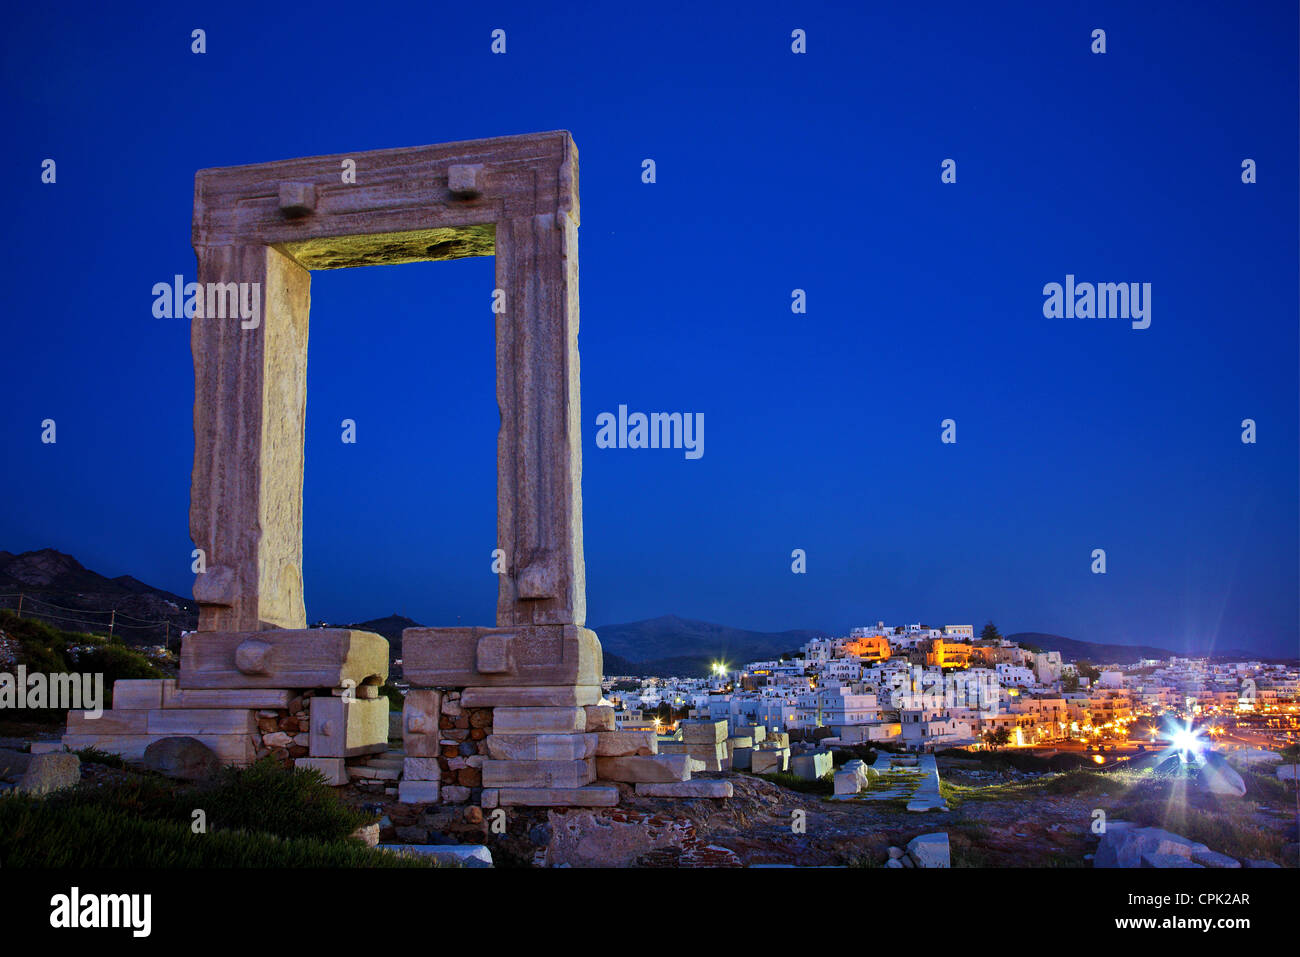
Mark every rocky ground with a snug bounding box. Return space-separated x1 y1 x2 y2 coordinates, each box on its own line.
7 723 1296 868
354 756 1300 868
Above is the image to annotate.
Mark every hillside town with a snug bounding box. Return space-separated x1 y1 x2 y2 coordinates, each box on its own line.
599 622 1300 760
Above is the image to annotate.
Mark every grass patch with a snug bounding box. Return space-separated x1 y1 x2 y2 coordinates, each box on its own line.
949 829 997 867
44 756 377 844
757 770 835 796
0 796 427 868
1240 768 1292 804
71 746 125 769
194 758 378 842
1 757 407 867
1122 798 1288 864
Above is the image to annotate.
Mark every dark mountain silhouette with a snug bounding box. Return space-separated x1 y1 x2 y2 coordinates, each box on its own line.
1006 632 1265 664
592 614 829 674
0 548 195 645
342 614 422 659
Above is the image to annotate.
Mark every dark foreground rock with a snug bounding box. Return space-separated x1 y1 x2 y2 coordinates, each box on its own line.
18 752 80 795
142 736 221 781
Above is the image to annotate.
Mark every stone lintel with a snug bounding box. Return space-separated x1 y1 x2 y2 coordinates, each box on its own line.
401 625 600 688
179 629 388 690
193 131 578 253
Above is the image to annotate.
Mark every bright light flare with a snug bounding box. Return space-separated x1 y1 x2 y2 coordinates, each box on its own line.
1169 724 1205 762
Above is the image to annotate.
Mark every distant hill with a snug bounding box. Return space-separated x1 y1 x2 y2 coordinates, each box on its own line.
345 614 772 678
0 548 195 646
343 614 422 660
1005 632 1263 664
592 615 829 675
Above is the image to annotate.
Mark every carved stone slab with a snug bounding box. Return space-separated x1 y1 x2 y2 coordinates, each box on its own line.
402 624 600 688
308 696 389 758
179 629 388 690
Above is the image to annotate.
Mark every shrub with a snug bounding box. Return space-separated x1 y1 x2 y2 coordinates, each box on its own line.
70 746 125 769
758 770 834 795
0 610 164 721
43 756 376 845
1124 798 1286 864
378 680 403 712
0 795 428 868
190 757 378 843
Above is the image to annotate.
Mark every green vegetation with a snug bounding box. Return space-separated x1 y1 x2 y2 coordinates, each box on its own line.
46 757 377 843
982 727 1012 752
0 798 427 868
831 745 876 767
979 621 1001 642
70 746 125 769
0 610 164 722
377 679 403 712
1075 659 1102 683
0 756 415 868
757 770 835 796
1124 798 1287 864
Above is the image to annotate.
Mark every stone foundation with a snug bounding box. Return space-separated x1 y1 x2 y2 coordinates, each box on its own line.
61 630 391 774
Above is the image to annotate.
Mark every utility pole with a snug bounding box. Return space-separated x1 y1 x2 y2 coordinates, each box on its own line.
109 609 116 639
16 593 22 619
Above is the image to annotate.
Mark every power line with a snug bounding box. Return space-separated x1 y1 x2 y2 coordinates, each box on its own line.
0 594 188 627
0 600 181 636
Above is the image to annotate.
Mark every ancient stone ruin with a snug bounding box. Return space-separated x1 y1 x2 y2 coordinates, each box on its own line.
63 132 730 807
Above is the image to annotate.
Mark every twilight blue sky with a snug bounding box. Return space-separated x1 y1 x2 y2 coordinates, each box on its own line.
2 1 1297 656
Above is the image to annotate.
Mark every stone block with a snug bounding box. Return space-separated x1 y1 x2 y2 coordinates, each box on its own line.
834 768 863 797
403 757 442 781
790 751 833 781
482 758 595 789
492 707 586 735
402 625 601 688
497 786 620 807
402 689 441 733
295 757 347 786
730 746 753 770
461 685 600 708
309 697 388 758
595 754 690 783
147 708 257 736
402 690 441 756
398 780 440 804
61 732 255 766
481 788 499 809
907 832 951 868
111 679 165 710
180 629 388 690
728 736 753 750
594 731 657 756
635 780 733 798
660 740 728 771
66 711 148 735
679 720 727 744
441 785 471 803
584 705 615 732
751 748 789 774
161 685 294 710
486 733 596 761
